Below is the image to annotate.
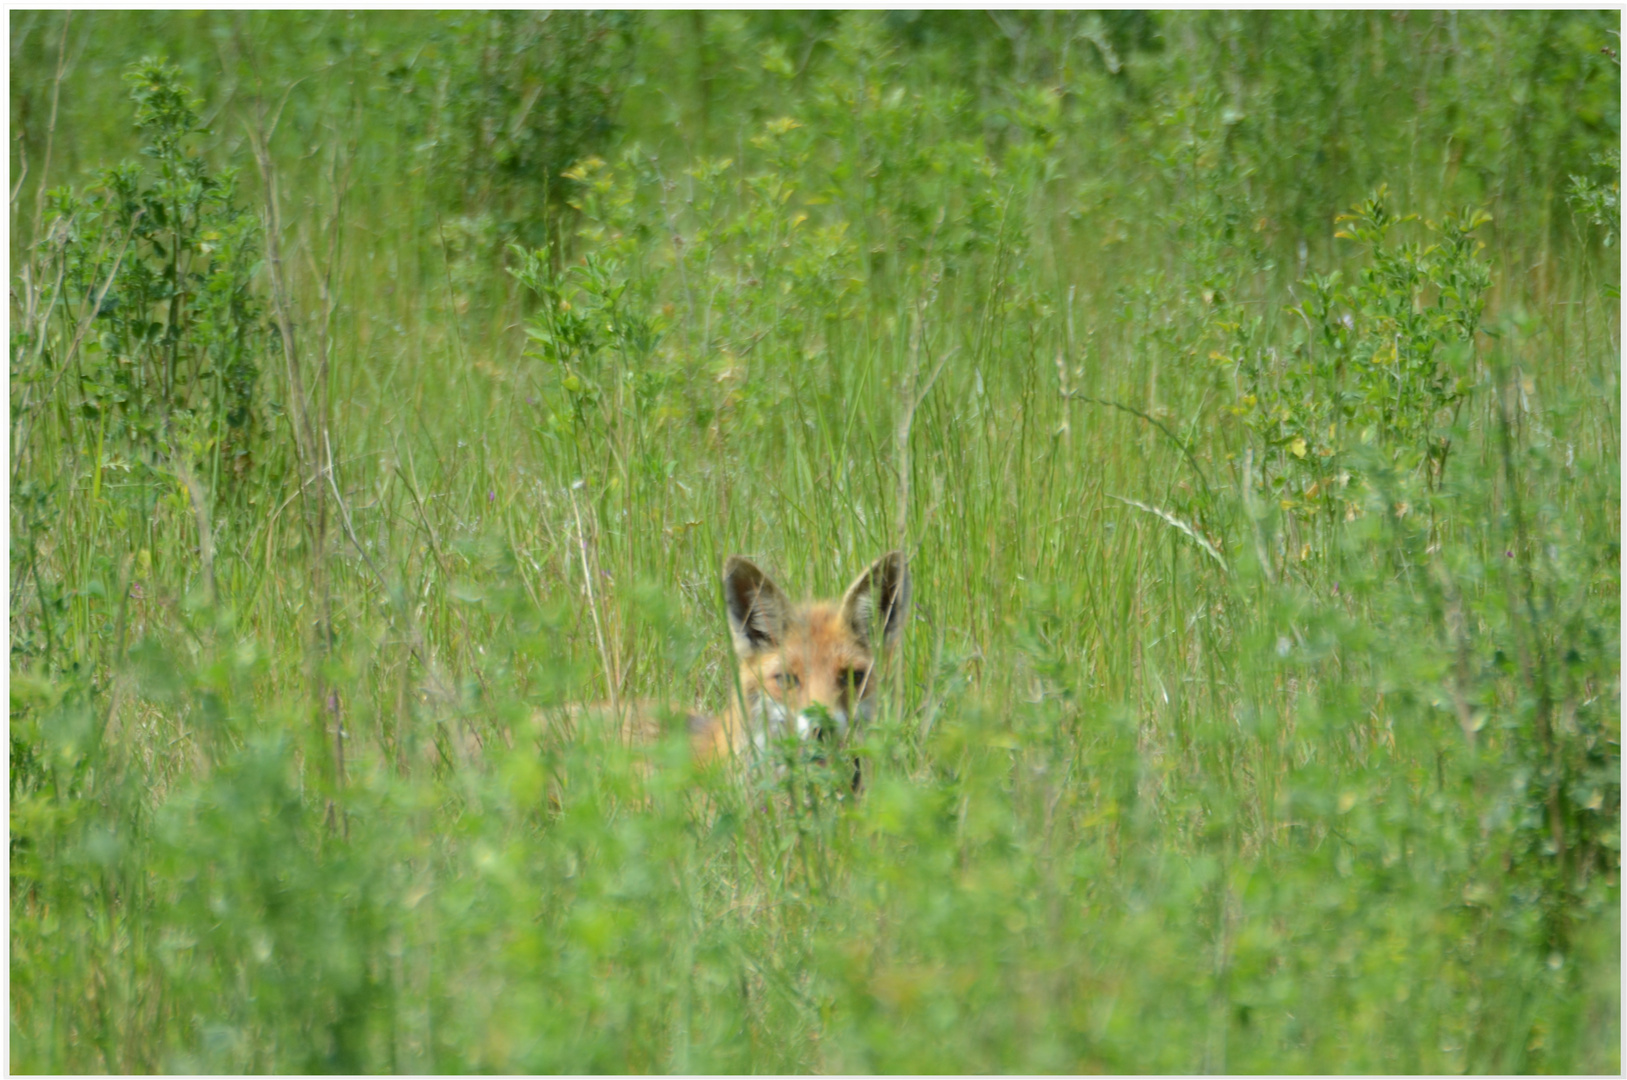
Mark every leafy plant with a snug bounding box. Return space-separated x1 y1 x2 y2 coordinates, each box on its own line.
22 58 267 487
1225 187 1493 531
385 11 637 252
1569 146 1621 254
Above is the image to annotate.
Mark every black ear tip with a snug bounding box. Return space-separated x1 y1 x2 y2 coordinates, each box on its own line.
723 555 762 587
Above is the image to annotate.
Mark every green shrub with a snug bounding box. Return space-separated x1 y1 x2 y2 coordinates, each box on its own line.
385 11 638 251
26 59 268 483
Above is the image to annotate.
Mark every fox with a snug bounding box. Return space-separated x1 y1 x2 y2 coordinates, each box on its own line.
515 551 909 791
589 551 910 782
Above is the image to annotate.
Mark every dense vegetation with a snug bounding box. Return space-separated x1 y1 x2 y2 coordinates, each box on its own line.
10 11 1620 1072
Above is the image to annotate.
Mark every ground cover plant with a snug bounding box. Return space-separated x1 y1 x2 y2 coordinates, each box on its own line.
9 11 1620 1072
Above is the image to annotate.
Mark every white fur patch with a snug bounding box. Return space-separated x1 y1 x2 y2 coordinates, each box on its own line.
750 692 871 755
798 707 850 739
750 695 794 755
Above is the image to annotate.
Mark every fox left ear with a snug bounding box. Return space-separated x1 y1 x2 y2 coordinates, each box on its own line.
723 555 790 658
840 551 911 650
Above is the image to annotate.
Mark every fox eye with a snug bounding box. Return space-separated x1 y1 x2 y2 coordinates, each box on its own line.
772 671 800 692
842 667 871 689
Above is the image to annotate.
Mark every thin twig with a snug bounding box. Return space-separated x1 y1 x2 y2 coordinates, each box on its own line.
1429 555 1480 748
248 122 314 471
1240 447 1275 585
172 452 217 606
324 430 453 702
313 122 355 438
391 453 459 704
326 428 385 585
1107 494 1229 573
894 343 955 545
29 11 71 241
12 211 143 482
1067 392 1216 506
42 212 143 400
243 57 347 811
569 483 620 715
10 138 27 209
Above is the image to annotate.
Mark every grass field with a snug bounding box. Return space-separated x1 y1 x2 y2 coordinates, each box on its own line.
9 11 1621 1072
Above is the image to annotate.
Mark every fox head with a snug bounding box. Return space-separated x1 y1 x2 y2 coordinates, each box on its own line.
722 551 910 753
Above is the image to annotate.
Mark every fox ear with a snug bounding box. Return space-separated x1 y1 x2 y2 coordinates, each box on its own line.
840 551 911 650
723 556 790 657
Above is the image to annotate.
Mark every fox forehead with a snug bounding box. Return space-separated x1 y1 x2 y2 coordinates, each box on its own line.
753 604 874 673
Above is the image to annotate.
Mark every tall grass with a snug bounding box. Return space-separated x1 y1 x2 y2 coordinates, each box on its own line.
10 11 1620 1072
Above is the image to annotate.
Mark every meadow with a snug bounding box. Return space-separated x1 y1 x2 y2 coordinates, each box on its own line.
8 11 1620 1072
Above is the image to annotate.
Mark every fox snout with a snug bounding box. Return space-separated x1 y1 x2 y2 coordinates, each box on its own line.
793 701 846 744
752 693 850 749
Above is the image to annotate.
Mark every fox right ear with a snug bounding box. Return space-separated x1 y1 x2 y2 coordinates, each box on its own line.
723 556 789 657
840 550 910 650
